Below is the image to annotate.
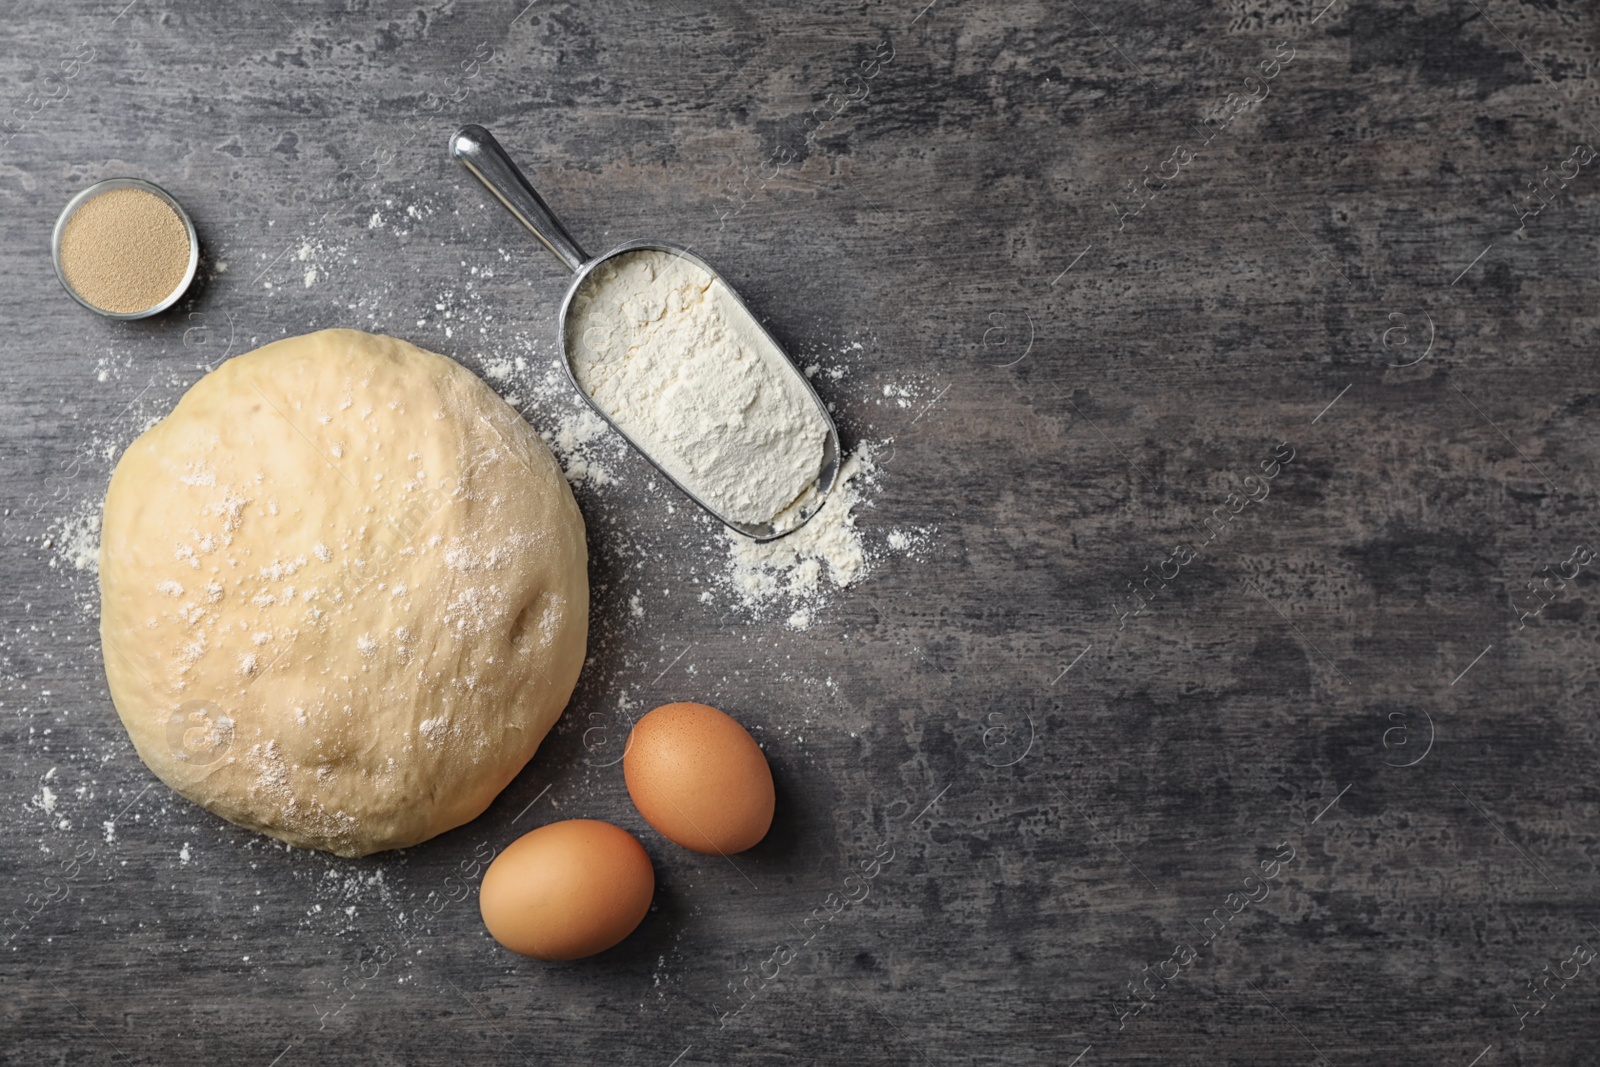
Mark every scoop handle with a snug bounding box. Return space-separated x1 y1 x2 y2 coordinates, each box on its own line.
450 124 589 273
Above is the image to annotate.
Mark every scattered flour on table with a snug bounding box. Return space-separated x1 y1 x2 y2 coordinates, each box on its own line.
478 347 626 488
885 525 934 555
723 448 875 629
44 500 102 574
546 408 616 487
33 784 57 814
713 437 936 629
287 237 345 292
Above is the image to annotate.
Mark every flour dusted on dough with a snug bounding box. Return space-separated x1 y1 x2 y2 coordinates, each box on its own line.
566 250 829 527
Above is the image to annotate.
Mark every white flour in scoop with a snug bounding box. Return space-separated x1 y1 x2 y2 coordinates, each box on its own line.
565 249 829 528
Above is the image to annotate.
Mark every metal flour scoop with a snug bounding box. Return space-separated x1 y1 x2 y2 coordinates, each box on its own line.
449 124 840 542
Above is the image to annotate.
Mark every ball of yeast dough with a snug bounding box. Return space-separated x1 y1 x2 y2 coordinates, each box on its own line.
98 329 588 857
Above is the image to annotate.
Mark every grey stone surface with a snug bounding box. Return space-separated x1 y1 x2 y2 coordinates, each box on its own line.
2 0 1599 1063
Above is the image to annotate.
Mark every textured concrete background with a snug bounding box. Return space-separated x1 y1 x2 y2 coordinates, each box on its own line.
2 1 1599 1063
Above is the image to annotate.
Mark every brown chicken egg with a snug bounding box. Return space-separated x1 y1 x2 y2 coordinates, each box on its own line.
479 819 654 960
623 702 775 855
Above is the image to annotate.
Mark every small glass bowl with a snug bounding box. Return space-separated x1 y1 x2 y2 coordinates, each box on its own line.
52 177 200 320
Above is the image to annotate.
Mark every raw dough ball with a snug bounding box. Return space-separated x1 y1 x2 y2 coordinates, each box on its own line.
98 329 588 857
